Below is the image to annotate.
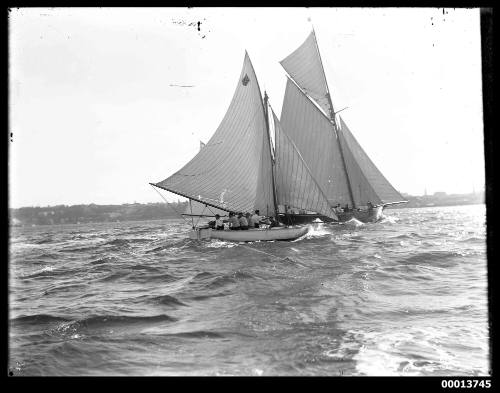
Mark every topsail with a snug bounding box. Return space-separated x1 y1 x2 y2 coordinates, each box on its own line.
280 31 333 117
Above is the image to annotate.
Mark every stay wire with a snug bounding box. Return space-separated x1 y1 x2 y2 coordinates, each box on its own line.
150 184 191 225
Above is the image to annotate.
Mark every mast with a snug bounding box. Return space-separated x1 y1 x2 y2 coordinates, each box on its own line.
312 28 356 209
263 91 280 219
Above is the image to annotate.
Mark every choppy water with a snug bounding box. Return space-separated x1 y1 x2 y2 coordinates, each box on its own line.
9 205 489 376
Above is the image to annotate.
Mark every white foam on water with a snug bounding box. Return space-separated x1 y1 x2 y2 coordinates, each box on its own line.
303 224 330 238
206 240 237 249
342 218 364 227
350 326 490 376
379 215 399 224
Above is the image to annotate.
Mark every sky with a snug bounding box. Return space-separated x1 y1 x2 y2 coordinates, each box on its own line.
9 7 485 208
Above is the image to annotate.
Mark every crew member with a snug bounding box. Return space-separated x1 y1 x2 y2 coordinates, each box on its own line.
214 214 224 230
228 212 240 230
239 213 249 230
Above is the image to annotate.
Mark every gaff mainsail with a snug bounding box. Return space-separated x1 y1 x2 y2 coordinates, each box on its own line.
280 77 352 208
280 30 406 210
280 30 333 118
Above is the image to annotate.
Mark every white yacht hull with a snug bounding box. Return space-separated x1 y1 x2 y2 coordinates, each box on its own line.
189 226 309 242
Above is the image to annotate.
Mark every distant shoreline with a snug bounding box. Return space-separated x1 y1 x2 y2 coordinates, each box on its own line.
9 196 484 227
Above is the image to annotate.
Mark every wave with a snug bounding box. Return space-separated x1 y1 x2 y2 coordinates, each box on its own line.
189 292 230 301
129 272 178 284
60 246 98 253
400 251 462 266
77 314 177 327
103 238 130 247
32 237 54 245
42 283 88 296
189 271 249 290
10 314 70 325
98 271 131 282
145 245 167 253
151 295 187 307
47 314 178 338
89 256 116 265
21 266 70 279
162 330 225 339
205 275 237 289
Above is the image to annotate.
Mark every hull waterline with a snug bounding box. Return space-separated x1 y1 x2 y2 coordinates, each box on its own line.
280 206 384 225
189 226 309 242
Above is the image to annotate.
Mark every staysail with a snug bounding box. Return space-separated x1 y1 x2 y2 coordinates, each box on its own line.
272 109 338 220
153 52 275 216
338 116 406 206
280 30 333 117
280 77 352 207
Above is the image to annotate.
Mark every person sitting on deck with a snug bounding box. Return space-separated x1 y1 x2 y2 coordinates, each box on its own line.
239 213 249 230
214 214 224 230
268 217 281 228
344 204 350 212
367 201 374 212
228 212 240 230
251 210 262 228
246 212 255 229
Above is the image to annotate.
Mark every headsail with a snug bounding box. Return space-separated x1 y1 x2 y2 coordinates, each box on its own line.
273 109 338 221
280 78 352 207
280 31 332 117
153 52 275 215
338 116 406 206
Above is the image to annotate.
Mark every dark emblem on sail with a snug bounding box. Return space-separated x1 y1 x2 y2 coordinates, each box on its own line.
242 74 250 86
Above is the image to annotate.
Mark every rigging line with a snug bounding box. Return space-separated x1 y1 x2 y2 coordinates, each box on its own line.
285 75 332 125
193 205 208 228
150 184 191 225
189 199 195 228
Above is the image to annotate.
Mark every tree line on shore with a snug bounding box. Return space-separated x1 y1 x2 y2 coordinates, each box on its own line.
10 202 188 226
9 190 484 226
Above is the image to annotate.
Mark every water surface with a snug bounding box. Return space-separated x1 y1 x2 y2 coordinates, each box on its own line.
9 205 489 376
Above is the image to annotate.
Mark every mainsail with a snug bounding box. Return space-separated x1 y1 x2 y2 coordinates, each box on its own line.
280 30 405 210
280 30 333 117
272 109 338 220
280 77 352 207
153 52 275 216
338 116 405 206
